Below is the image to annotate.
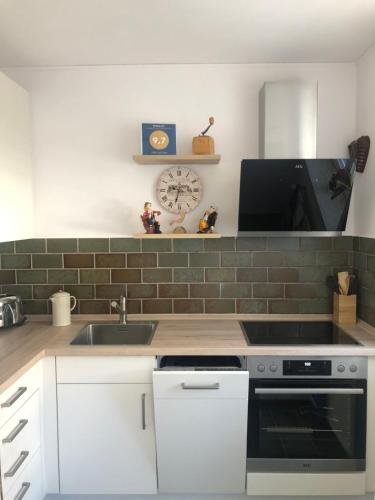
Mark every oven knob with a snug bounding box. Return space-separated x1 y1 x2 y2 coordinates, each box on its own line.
270 364 278 373
337 364 345 373
257 363 266 373
349 364 358 373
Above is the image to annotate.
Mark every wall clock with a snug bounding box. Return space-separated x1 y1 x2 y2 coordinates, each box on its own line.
156 167 202 214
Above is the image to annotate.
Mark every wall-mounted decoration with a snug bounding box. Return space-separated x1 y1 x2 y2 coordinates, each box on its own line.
141 202 162 234
156 166 202 214
141 123 176 155
348 135 370 173
192 116 215 154
198 206 218 234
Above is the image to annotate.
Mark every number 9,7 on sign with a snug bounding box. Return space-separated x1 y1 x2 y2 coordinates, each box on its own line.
151 136 166 145
149 130 170 150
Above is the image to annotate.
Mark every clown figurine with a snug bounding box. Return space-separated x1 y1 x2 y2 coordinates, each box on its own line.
141 202 162 234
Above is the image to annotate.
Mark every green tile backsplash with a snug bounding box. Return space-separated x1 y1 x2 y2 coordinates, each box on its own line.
78 238 109 252
0 241 15 254
353 237 375 327
46 238 77 253
3 236 374 320
15 239 46 253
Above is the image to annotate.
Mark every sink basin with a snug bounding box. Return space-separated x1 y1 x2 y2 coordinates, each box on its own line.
70 321 158 345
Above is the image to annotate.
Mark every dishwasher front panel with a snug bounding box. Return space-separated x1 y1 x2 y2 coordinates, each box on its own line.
153 370 248 494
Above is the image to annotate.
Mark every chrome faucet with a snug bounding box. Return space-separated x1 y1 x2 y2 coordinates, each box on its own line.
111 296 127 325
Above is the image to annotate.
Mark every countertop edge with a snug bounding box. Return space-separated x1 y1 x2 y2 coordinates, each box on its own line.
1 315 375 395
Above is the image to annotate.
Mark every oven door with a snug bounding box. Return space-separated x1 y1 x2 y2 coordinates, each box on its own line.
248 378 366 472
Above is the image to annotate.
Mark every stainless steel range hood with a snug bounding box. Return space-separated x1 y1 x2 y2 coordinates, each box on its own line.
236 81 354 237
259 80 318 159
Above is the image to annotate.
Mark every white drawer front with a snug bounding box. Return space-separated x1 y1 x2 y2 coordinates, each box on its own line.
3 449 43 500
0 391 41 493
0 363 41 428
56 356 155 383
153 371 249 399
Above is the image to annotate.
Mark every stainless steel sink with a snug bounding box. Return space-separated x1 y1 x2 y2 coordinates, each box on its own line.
70 321 158 345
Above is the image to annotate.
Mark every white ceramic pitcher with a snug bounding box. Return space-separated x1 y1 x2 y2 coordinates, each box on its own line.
49 290 77 326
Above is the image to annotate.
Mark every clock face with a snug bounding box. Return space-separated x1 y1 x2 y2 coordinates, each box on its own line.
156 167 202 214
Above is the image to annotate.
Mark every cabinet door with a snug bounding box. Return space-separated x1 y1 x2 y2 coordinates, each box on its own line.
153 370 248 493
57 384 157 495
0 71 34 242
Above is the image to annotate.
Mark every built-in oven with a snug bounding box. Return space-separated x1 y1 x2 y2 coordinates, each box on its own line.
247 356 367 473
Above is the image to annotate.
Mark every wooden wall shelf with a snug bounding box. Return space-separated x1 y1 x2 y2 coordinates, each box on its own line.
133 233 221 239
133 154 221 165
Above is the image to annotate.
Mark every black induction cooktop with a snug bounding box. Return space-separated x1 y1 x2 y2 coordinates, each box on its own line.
241 321 359 345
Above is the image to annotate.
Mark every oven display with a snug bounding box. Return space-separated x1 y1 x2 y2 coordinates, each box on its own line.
283 359 331 376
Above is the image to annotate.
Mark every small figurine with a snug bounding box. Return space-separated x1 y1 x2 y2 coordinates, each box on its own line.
198 206 218 233
169 210 186 226
141 202 162 234
169 210 187 234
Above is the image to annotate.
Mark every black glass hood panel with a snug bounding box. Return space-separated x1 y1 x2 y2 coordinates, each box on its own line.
238 159 355 233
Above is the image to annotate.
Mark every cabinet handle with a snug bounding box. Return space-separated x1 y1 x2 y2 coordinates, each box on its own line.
4 451 29 478
181 382 220 390
13 482 31 500
1 387 27 408
254 388 364 395
141 393 146 430
2 419 28 444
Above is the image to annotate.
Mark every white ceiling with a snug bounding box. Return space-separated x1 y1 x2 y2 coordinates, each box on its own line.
0 0 375 67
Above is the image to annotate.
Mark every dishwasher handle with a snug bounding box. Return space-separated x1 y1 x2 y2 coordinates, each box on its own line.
181 382 220 390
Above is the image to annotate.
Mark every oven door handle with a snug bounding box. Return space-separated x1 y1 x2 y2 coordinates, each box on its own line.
254 388 364 395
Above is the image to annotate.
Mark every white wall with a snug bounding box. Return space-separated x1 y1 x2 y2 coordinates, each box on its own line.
352 43 375 238
5 63 356 237
0 71 34 242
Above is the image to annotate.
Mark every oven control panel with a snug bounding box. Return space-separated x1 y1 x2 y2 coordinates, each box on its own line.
247 356 367 379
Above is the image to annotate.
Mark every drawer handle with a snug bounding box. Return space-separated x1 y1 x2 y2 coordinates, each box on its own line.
1 387 27 408
141 393 146 430
14 482 31 500
4 451 29 478
181 382 220 390
2 419 28 444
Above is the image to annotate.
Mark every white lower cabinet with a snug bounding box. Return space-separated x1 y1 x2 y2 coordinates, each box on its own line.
153 370 249 494
0 390 41 491
3 450 43 500
0 361 44 499
57 356 157 495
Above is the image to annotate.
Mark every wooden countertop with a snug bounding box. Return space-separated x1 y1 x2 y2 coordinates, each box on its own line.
1 314 375 394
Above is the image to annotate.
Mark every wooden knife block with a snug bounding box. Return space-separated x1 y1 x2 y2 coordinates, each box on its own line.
192 135 215 154
333 292 357 325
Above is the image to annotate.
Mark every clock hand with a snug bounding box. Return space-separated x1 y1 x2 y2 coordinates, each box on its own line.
175 183 182 203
